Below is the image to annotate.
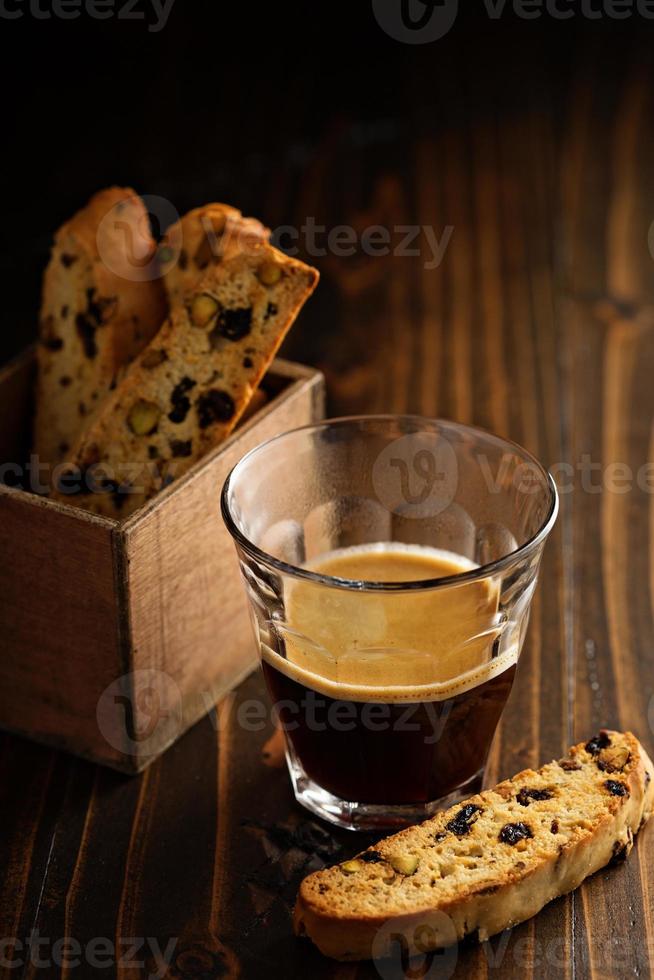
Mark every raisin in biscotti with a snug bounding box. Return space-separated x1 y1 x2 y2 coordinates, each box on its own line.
159 202 269 306
294 731 654 961
34 187 167 467
55 244 318 518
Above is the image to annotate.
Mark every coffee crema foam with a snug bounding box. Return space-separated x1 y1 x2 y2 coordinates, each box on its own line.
260 543 519 704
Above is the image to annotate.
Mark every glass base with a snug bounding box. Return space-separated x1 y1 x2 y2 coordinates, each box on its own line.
286 752 484 831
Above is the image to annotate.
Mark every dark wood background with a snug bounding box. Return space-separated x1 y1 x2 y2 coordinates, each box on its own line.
2 5 654 978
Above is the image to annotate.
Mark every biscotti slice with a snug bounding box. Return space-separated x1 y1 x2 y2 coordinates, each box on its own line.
159 202 269 306
55 244 319 518
295 730 654 961
34 187 167 467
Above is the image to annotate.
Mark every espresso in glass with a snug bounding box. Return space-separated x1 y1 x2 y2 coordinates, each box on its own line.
222 416 558 830
261 544 516 809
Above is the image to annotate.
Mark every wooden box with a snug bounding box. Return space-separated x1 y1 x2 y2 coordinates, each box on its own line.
0 349 324 772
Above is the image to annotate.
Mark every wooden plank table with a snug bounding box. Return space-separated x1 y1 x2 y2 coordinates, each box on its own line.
2 35 654 980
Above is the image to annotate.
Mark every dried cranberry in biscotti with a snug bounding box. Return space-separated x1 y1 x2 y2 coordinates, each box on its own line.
196 389 236 428
43 337 63 351
446 804 482 837
359 851 383 864
585 732 611 755
604 780 629 798
499 823 533 845
169 439 193 458
217 306 253 340
168 376 197 423
516 788 554 806
75 313 97 359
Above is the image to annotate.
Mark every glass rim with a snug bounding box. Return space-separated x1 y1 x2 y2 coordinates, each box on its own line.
221 414 559 593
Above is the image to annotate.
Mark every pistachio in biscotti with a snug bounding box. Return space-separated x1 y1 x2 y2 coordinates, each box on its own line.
388 853 419 876
127 399 161 436
341 860 363 875
257 260 282 286
190 293 219 328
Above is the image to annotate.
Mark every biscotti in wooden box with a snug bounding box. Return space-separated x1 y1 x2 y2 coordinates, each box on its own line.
0 348 324 772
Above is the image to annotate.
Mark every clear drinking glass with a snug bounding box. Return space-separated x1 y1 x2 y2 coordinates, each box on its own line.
222 417 558 831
